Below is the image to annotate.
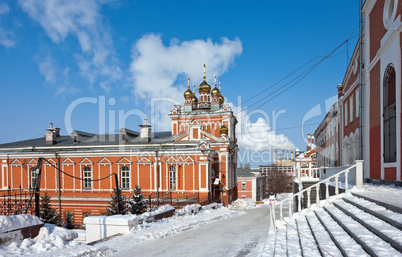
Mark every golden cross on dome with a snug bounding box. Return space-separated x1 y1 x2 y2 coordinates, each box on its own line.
203 63 206 78
214 74 217 86
187 76 190 89
219 82 221 91
193 84 195 92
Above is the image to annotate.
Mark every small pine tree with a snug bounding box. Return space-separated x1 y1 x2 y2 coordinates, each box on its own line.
64 211 76 229
107 187 128 215
128 185 147 214
39 191 61 225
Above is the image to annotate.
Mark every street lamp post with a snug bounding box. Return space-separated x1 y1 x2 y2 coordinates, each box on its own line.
156 150 159 208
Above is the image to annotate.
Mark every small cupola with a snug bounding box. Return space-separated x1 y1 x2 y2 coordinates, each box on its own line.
219 124 228 135
219 82 225 104
184 76 194 112
198 63 211 92
192 84 198 107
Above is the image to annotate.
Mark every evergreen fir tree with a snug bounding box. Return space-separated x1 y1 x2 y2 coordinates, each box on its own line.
39 191 61 225
64 211 76 229
107 187 128 215
128 185 147 214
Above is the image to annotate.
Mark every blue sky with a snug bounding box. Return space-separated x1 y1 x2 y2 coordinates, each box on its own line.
0 0 359 166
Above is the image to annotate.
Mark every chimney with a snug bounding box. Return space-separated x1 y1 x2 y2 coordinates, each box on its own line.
139 118 152 142
274 149 277 163
312 135 315 149
337 84 344 99
287 150 289 159
45 123 59 145
291 150 294 160
282 150 285 160
307 134 311 151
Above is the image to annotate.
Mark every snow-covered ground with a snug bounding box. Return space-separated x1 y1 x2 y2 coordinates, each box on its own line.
0 204 244 257
0 184 401 257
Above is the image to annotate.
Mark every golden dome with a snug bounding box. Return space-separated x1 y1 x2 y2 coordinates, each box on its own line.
211 85 220 96
192 94 198 104
219 94 225 103
198 78 211 92
184 86 193 98
219 124 228 134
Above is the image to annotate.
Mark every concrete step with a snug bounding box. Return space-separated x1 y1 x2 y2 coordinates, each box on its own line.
342 195 402 231
286 220 302 257
305 213 343 257
274 189 402 257
296 217 321 256
351 192 402 214
324 204 401 256
333 200 402 253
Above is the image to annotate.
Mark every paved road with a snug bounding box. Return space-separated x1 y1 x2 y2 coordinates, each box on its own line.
113 206 271 257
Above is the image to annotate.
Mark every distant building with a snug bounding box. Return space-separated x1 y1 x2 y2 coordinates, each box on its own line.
295 134 317 181
259 149 296 194
236 168 266 201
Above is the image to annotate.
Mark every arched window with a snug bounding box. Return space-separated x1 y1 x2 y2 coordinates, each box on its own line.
169 166 176 190
301 163 308 168
83 166 92 189
30 167 38 189
383 64 396 163
121 166 130 190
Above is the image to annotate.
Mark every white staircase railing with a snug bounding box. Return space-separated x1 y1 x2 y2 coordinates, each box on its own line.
270 160 363 229
297 167 319 180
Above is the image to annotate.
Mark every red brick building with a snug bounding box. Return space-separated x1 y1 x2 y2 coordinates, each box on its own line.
0 66 239 223
237 168 266 201
315 0 402 183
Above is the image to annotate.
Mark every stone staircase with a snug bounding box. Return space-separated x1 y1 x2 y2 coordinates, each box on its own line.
265 192 402 257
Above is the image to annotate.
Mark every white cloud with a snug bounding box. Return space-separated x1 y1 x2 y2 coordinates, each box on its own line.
19 0 122 90
129 34 243 130
234 105 296 152
0 3 15 48
34 54 57 83
129 33 295 153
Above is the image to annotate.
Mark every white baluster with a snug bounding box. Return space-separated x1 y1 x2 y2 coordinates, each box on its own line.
325 180 329 201
298 193 302 214
289 198 292 218
355 160 364 190
335 175 339 195
345 171 349 191
280 202 283 218
307 188 311 208
316 184 320 207
309 168 312 178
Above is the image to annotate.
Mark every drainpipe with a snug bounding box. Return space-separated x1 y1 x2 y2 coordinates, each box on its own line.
56 153 61 216
359 0 363 160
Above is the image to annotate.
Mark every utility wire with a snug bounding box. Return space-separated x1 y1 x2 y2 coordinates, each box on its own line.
42 158 115 182
241 56 320 105
234 35 358 113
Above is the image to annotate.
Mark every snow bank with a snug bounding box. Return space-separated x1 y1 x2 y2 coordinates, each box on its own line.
275 193 293 201
229 198 256 209
0 224 79 256
0 215 42 233
140 205 175 222
176 204 202 216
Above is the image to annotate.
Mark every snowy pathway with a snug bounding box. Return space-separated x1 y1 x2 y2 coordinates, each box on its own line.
113 206 270 257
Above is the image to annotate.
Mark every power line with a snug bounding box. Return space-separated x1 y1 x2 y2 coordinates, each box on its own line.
42 158 115 182
233 35 358 113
